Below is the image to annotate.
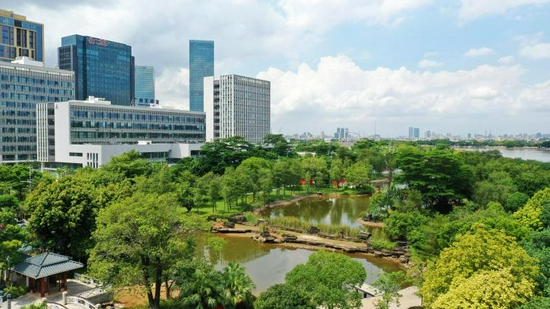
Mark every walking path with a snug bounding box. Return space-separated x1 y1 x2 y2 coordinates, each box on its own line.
361 286 422 309
1 280 99 309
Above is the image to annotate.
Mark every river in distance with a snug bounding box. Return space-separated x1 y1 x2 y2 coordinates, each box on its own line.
455 147 550 162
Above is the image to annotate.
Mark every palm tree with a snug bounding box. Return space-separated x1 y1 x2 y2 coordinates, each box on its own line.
221 263 255 309
178 262 224 309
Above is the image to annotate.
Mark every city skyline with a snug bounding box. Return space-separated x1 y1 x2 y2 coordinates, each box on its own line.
3 0 549 137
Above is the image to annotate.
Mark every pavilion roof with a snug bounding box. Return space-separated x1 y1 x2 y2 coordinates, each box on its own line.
13 252 84 279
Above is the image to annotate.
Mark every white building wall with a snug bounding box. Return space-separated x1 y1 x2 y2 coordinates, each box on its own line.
204 76 215 142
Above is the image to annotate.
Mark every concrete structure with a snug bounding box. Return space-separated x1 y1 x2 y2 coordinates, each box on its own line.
0 10 43 62
204 74 270 144
58 35 135 106
189 40 214 112
0 57 74 163
134 65 155 107
36 97 205 168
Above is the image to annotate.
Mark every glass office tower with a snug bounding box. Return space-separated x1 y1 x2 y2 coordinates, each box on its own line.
189 40 214 112
58 35 134 106
135 65 155 107
0 10 44 62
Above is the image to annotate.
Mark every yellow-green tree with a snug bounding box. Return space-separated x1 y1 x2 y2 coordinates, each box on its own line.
421 223 538 308
431 268 535 309
514 188 550 231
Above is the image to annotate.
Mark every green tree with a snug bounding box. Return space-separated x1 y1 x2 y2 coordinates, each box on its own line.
101 150 153 178
177 261 224 309
285 250 366 309
255 284 315 309
395 146 473 213
25 175 98 260
0 208 26 284
262 134 294 158
301 157 328 190
88 189 207 309
236 157 272 203
372 272 407 309
345 160 372 190
421 223 538 307
200 137 260 174
506 192 530 213
472 171 517 206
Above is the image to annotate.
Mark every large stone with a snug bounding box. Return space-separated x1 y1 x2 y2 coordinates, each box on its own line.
223 221 235 228
307 226 321 234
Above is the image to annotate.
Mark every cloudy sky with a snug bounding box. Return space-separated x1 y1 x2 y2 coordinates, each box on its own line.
4 0 550 137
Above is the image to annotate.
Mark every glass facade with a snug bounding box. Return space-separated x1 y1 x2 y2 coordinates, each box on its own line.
189 40 214 112
134 65 155 107
0 62 74 162
65 103 205 144
0 10 44 62
58 35 134 106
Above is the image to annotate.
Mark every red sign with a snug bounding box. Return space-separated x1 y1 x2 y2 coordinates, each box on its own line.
88 37 108 47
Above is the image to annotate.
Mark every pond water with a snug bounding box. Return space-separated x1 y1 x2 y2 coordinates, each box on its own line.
260 196 371 227
213 235 402 294
212 196 400 294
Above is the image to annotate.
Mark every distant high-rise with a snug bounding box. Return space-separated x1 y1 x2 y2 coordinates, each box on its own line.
135 65 155 107
0 10 44 62
204 74 270 144
189 40 214 112
58 35 135 105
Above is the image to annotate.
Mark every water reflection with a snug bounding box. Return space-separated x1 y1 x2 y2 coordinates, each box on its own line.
261 196 371 227
214 235 401 294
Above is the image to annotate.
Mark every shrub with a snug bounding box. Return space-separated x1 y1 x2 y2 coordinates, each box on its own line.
4 285 28 298
244 212 258 224
371 240 397 250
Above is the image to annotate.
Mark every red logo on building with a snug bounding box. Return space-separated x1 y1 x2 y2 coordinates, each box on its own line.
88 37 108 47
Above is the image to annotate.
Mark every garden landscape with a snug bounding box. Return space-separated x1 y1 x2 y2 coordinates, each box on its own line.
1 136 550 309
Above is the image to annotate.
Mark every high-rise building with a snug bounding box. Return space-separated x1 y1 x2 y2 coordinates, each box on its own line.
0 10 43 62
0 57 74 163
58 35 135 106
37 97 205 168
204 74 270 144
189 40 214 112
134 65 155 107
414 127 420 139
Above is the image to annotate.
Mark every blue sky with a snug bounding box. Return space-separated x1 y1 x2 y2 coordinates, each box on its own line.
3 0 550 137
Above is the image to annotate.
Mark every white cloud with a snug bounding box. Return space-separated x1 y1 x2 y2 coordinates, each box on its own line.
418 60 443 69
498 56 515 64
423 51 439 58
513 32 545 47
464 47 494 57
257 56 548 136
519 43 550 59
458 0 550 22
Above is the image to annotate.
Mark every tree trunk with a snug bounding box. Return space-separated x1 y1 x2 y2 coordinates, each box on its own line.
154 257 162 309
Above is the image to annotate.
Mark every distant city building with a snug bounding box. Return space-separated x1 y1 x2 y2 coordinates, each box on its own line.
204 74 270 144
36 97 205 168
409 127 420 139
189 40 214 112
0 10 43 62
134 65 155 107
58 35 135 106
334 127 349 139
0 57 74 163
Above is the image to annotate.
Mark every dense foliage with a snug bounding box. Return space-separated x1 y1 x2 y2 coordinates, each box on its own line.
2 136 550 308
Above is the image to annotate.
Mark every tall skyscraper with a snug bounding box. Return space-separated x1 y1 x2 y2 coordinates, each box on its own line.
189 40 214 112
135 65 155 107
204 74 270 144
0 57 74 163
58 35 135 105
0 10 44 62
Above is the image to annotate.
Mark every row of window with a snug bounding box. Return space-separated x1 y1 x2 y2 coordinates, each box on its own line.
2 145 35 152
2 136 36 143
0 84 74 95
0 75 73 87
70 131 205 141
70 121 205 131
1 93 70 101
70 109 205 123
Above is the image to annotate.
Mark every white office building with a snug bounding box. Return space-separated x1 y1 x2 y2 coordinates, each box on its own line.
36 97 205 168
204 74 270 144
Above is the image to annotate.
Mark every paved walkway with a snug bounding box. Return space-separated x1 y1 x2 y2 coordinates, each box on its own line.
1 280 98 309
361 286 422 309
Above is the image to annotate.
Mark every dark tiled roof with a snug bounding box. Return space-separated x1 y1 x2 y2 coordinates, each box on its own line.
13 252 84 279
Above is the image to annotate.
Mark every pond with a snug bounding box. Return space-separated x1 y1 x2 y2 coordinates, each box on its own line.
212 196 400 294
213 235 402 294
260 196 371 227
